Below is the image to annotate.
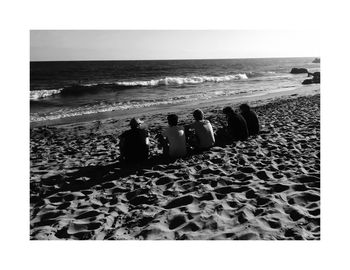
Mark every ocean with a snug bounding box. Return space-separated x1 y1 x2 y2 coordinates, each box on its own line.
30 57 320 124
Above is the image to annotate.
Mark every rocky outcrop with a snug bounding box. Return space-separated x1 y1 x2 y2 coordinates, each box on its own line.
290 68 308 74
302 72 320 84
312 58 320 63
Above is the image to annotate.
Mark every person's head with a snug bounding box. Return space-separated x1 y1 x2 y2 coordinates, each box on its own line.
129 118 143 129
167 114 178 126
239 104 251 113
223 106 234 115
193 109 204 121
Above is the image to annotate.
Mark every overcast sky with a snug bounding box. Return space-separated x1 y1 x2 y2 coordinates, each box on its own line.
30 30 320 61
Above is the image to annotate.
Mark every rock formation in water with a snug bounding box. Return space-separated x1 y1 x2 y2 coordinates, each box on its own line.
302 72 320 84
290 68 308 74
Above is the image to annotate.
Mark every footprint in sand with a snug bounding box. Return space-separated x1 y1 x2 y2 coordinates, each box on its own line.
155 176 174 186
164 195 194 209
256 170 269 180
129 195 158 206
182 222 200 232
198 192 215 201
57 201 71 210
235 232 259 240
214 186 235 195
245 189 257 199
271 183 289 193
75 210 102 219
292 184 308 192
238 166 256 174
168 214 187 230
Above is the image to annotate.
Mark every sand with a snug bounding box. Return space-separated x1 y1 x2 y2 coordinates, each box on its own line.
30 91 320 240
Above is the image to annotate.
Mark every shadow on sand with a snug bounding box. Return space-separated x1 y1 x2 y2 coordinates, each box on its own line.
31 131 269 204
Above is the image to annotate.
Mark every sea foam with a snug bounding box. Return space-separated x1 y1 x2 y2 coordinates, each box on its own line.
115 74 248 87
30 89 63 100
30 74 249 100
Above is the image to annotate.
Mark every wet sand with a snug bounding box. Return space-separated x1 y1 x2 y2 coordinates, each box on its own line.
30 91 320 240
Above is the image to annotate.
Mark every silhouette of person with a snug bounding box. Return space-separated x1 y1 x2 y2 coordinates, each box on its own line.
119 118 150 163
239 104 260 136
222 106 249 141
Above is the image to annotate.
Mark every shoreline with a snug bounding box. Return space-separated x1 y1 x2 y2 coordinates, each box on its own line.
30 84 319 128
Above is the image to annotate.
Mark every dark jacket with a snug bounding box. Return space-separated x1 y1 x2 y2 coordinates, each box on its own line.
119 128 149 162
241 110 259 136
227 112 249 141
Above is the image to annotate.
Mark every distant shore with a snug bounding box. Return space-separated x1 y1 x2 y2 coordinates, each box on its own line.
30 87 320 240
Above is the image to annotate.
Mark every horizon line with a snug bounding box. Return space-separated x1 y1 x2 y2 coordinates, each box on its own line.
30 56 319 63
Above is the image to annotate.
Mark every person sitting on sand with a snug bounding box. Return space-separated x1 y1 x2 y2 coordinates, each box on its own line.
239 104 260 136
186 109 215 150
119 118 150 163
218 106 249 142
158 114 187 158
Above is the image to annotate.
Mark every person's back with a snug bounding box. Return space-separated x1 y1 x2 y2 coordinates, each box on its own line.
190 109 215 149
119 118 149 163
162 114 187 158
240 104 259 136
223 107 249 141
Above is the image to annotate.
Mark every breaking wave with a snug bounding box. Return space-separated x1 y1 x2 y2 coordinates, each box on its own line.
114 74 248 87
30 73 249 100
30 89 63 100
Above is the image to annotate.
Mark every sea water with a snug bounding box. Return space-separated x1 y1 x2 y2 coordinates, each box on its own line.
30 57 320 123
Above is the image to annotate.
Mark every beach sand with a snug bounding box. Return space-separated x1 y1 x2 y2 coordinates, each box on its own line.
30 89 320 240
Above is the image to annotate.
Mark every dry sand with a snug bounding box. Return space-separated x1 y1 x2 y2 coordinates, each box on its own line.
30 91 320 240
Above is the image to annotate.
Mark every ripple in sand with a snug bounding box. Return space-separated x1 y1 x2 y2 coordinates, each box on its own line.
129 195 157 206
105 197 119 207
238 166 256 174
126 188 149 201
47 196 62 204
267 219 282 229
168 214 187 230
256 197 271 206
295 174 320 183
308 209 320 217
293 191 320 204
214 186 235 195
256 170 269 180
230 172 246 180
57 202 71 210
135 216 153 227
55 227 70 239
284 228 303 239
236 232 259 240
155 176 173 185
164 195 194 209
292 184 308 192
289 209 304 221
76 210 102 219
40 210 64 220
182 222 200 232
237 212 248 224
245 189 257 199
271 183 289 193
198 192 215 201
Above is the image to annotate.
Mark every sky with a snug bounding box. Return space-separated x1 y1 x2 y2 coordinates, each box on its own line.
30 30 320 61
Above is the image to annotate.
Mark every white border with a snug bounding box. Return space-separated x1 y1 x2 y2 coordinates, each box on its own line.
1 0 350 269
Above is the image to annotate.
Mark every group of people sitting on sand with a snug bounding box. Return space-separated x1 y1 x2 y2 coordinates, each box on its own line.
119 103 259 164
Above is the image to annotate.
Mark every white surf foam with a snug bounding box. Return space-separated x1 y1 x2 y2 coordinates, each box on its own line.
115 74 248 87
30 74 250 100
30 89 63 100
